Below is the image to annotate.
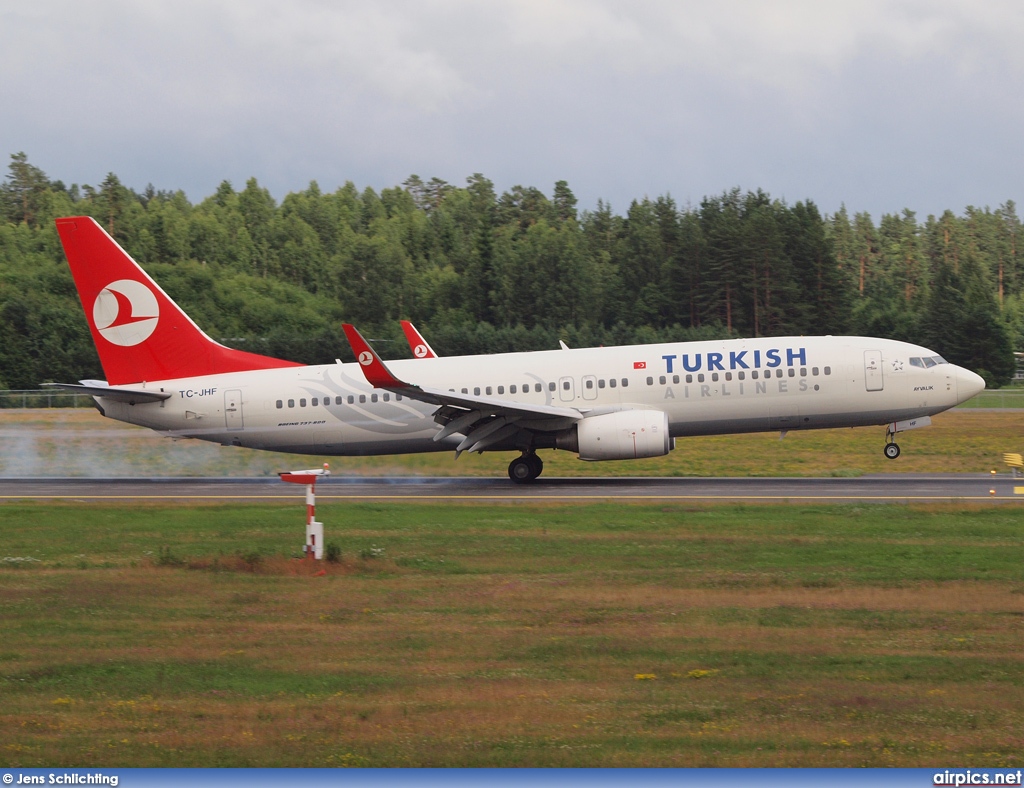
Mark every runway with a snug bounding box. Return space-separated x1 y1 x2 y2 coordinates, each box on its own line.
1 474 1023 502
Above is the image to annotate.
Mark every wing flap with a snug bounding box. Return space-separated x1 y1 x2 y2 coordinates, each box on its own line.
342 323 583 425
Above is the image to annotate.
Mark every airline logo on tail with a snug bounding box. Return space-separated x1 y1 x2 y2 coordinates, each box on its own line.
92 279 159 346
413 344 429 358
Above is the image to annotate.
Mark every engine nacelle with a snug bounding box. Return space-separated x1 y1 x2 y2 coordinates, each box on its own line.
567 409 672 461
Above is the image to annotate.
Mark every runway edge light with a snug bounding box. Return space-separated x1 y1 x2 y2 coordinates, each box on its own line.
278 463 330 559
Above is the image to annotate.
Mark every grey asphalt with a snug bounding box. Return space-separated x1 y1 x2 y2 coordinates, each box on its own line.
1 474 1023 502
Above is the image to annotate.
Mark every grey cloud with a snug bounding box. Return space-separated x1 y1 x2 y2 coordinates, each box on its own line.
1 1 1021 218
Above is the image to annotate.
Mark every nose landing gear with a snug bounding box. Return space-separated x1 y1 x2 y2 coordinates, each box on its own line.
884 422 902 459
508 452 543 483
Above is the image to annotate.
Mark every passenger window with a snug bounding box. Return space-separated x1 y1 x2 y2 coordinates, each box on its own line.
396 394 402 401
698 374 705 383
737 371 744 381
752 370 759 380
659 376 666 385
336 396 343 405
299 398 306 407
647 376 654 386
497 386 504 394
510 385 517 394
462 388 468 394
276 400 283 409
288 399 295 408
486 386 492 395
371 393 378 403
598 379 605 389
712 373 719 382
686 374 693 383
609 379 617 388
585 379 593 389
621 378 628 387
548 382 555 392
311 397 318 406
347 395 354 404
725 372 732 381
672 375 679 384
359 395 366 403
824 367 831 375
788 368 795 378
474 387 481 395
776 369 783 379
812 367 819 375
562 380 570 390
383 393 390 402
535 383 542 393
800 368 806 377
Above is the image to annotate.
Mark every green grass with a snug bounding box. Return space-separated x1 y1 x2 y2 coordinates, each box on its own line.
1 501 1023 766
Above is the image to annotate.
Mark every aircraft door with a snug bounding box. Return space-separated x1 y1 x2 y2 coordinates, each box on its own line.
864 350 884 391
558 376 575 402
581 375 598 401
224 389 244 430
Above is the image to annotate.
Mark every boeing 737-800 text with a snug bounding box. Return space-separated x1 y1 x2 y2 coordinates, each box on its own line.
48 216 985 482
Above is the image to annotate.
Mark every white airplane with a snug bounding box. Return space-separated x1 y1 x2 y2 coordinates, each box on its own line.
48 216 985 483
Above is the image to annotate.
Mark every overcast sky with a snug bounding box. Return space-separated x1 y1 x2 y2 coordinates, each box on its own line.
2 1 1021 219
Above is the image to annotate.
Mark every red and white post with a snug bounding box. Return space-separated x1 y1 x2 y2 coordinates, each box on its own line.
278 463 330 559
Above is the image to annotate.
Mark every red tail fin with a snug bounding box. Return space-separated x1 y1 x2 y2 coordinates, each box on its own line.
55 216 301 385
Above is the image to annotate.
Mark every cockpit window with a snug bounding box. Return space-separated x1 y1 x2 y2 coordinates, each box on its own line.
909 357 924 368
932 356 947 364
923 357 936 368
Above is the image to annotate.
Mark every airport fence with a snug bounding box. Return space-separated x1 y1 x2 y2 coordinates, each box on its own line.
955 388 1024 408
0 389 94 409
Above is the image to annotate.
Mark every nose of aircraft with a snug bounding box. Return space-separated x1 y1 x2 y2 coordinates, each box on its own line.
954 366 986 404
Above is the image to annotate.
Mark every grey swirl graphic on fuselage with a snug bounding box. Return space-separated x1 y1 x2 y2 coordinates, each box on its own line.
298 367 554 436
292 368 432 436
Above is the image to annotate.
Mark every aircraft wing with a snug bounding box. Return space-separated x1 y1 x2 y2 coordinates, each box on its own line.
42 381 172 404
343 324 581 454
400 320 438 358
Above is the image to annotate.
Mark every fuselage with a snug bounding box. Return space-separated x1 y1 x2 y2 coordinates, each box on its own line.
95 335 983 457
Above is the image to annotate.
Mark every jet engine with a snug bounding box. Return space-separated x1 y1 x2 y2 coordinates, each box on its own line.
557 408 672 461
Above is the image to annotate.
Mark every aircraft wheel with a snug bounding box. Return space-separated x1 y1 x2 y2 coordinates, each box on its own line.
508 456 535 483
884 442 901 460
527 453 544 479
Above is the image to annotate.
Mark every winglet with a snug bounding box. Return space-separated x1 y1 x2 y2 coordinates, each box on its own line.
400 320 438 358
342 323 410 389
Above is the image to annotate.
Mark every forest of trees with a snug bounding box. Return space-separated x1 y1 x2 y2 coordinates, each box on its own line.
0 151 1019 390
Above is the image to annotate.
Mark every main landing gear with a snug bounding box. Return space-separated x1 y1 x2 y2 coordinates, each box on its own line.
508 452 543 483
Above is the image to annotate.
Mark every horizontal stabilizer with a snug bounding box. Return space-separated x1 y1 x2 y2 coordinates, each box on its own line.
42 381 171 404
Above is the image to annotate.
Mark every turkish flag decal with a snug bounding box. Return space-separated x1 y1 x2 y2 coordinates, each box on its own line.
633 361 647 369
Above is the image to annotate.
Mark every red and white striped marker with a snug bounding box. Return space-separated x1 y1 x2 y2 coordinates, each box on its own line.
279 463 330 559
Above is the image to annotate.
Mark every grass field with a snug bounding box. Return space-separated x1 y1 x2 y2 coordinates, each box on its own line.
1 501 1022 767
2 408 1024 478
